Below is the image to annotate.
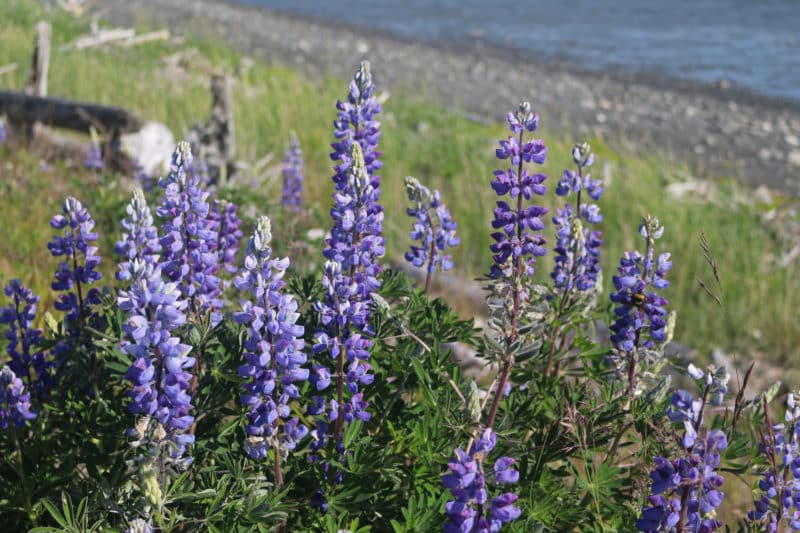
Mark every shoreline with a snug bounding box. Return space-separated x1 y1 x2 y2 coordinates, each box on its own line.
230 0 800 114
102 0 800 194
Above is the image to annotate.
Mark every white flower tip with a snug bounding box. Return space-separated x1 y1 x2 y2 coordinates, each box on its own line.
687 363 704 380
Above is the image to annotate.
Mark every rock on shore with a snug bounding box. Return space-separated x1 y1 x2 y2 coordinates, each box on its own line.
101 0 800 194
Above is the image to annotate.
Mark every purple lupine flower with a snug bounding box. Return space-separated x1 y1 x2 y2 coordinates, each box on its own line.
210 199 243 276
0 280 52 400
235 216 309 460
490 101 548 285
551 142 603 292
637 380 728 533
404 176 460 292
156 142 222 326
307 64 385 509
0 118 7 143
84 140 103 171
282 134 304 211
748 391 800 531
0 365 36 429
119 259 195 467
48 196 103 364
609 216 671 353
330 60 382 201
115 187 162 282
442 428 521 532
309 142 383 469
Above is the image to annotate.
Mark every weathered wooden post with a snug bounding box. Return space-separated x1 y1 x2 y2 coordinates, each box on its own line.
186 73 236 184
25 21 51 98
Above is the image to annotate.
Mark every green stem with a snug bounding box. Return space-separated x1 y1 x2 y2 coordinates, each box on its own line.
10 424 35 526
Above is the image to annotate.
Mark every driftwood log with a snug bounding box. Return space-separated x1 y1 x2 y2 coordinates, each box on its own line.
0 91 143 133
0 18 157 174
5 19 231 178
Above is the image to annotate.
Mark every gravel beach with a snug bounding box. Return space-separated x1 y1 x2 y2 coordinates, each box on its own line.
102 0 800 194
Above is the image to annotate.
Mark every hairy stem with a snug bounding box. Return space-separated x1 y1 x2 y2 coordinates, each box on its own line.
424 237 436 294
486 129 525 431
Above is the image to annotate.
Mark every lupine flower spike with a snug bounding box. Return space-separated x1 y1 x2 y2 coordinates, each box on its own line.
115 187 161 282
609 215 672 396
119 259 195 469
443 429 521 532
637 366 729 532
748 391 800 531
444 102 546 532
282 133 304 211
235 216 309 484
552 142 603 292
309 141 384 507
48 196 103 374
485 101 547 428
157 141 223 326
120 179 195 475
0 118 7 144
0 280 51 400
308 62 386 487
0 365 36 429
331 60 382 197
210 198 243 277
404 176 460 292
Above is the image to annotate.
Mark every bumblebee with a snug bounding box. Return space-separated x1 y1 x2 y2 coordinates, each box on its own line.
631 292 647 308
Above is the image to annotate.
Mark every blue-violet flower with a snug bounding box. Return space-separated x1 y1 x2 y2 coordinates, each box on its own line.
282 133 304 211
115 187 162 282
309 141 382 462
490 101 548 284
637 383 728 532
330 61 382 202
404 176 459 292
443 428 521 532
48 196 103 364
551 142 603 292
119 259 195 467
235 216 309 460
0 365 36 429
156 142 222 326
748 391 800 531
0 280 51 399
609 216 671 354
210 198 243 277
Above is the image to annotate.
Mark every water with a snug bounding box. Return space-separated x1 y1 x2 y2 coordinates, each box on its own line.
232 0 800 102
